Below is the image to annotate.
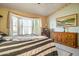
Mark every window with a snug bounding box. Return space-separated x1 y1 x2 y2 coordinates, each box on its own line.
10 15 18 36
19 18 32 35
10 13 42 36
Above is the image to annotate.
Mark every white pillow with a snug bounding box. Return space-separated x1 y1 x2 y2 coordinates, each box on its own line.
0 35 2 38
56 47 72 56
3 36 12 41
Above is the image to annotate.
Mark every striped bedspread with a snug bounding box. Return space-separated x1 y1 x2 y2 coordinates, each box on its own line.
0 38 58 56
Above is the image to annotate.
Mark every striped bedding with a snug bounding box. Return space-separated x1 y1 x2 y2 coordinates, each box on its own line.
0 38 58 56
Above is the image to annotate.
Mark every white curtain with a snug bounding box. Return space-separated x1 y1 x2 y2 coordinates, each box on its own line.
10 13 33 36
32 18 42 35
19 18 32 35
10 13 42 36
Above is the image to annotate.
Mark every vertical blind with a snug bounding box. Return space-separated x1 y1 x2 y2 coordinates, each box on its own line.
9 13 42 36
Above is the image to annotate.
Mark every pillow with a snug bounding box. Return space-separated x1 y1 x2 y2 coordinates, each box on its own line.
0 34 2 37
56 47 72 56
3 36 12 41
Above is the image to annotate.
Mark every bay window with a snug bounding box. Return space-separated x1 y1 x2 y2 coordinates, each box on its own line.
9 13 41 36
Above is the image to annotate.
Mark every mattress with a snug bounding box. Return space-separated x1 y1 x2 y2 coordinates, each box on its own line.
0 38 58 56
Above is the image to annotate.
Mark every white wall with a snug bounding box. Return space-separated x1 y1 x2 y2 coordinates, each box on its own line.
48 4 79 45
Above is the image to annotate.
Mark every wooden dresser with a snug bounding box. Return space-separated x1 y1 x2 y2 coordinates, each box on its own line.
52 32 78 48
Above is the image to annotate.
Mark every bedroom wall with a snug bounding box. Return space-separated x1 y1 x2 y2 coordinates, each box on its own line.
0 8 9 34
0 8 48 35
48 4 79 45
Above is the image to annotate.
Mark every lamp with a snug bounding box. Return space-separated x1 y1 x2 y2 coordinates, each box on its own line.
63 25 69 32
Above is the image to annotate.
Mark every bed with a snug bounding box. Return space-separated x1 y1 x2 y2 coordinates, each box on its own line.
0 36 58 56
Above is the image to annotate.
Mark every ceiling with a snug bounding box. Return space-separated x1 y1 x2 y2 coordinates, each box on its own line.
0 3 68 16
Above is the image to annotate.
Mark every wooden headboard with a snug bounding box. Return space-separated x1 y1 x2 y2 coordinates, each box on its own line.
52 32 78 48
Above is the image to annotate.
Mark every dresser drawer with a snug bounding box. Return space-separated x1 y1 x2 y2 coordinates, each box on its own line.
52 32 78 48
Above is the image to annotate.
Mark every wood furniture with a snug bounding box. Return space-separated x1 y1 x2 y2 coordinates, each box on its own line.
52 32 78 48
0 31 8 36
0 31 7 42
41 28 50 38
